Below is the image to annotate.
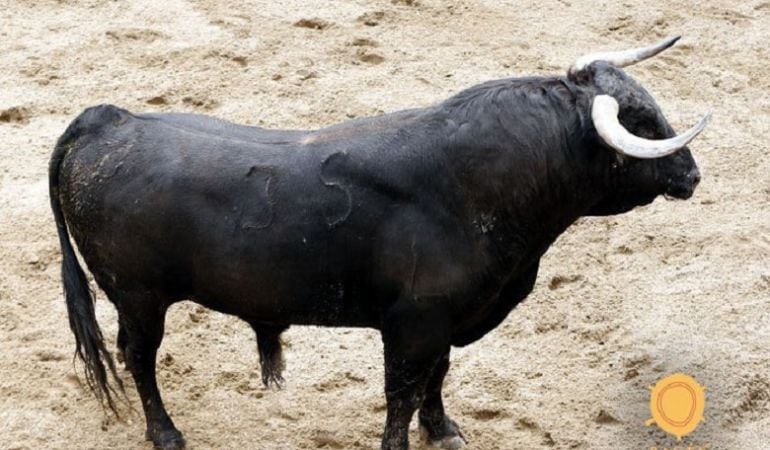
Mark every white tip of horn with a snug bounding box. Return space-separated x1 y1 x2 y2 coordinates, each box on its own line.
591 95 711 159
569 36 681 75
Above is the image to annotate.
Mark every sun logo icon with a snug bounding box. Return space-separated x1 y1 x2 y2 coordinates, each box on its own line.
645 373 706 441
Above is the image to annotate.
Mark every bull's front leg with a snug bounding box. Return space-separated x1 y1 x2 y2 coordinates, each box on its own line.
380 303 450 450
419 350 466 449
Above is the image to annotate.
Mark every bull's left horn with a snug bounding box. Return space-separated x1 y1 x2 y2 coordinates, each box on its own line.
569 36 680 75
591 95 711 159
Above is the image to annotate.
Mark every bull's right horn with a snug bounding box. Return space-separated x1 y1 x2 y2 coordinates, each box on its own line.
591 95 711 159
569 36 681 75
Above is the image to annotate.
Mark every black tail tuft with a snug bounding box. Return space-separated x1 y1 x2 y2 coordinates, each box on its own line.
50 117 127 417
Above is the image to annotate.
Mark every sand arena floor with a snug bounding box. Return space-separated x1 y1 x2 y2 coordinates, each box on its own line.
1 0 768 448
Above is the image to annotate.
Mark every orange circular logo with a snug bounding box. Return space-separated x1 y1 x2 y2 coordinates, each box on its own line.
645 373 705 441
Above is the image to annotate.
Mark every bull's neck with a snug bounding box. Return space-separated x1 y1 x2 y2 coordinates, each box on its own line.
492 146 601 264
440 79 604 271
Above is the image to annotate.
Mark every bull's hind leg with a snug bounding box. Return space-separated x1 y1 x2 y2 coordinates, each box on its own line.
418 350 466 450
248 322 288 389
114 291 184 450
380 303 451 450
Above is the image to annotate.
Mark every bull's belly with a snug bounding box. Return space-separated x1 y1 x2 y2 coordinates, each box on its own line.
187 272 379 328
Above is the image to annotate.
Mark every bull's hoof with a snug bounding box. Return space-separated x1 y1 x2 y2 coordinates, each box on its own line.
419 418 466 450
420 428 466 450
145 428 186 450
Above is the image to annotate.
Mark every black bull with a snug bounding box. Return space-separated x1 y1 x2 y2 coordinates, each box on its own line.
49 55 706 449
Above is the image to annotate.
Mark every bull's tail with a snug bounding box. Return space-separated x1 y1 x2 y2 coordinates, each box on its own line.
49 113 125 416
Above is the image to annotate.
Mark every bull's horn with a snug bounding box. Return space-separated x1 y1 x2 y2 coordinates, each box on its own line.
569 36 681 75
591 95 711 159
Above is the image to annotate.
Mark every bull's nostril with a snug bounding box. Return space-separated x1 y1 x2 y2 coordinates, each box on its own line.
692 171 701 187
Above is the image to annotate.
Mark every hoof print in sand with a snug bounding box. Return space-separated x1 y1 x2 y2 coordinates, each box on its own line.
294 18 332 30
0 106 31 124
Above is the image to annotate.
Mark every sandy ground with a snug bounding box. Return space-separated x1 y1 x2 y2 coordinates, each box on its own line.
1 0 769 449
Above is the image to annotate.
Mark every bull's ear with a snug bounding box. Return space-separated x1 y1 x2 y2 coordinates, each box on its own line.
567 61 595 85
574 62 638 114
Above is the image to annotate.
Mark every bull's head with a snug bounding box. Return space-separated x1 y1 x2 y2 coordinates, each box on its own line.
568 36 711 215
